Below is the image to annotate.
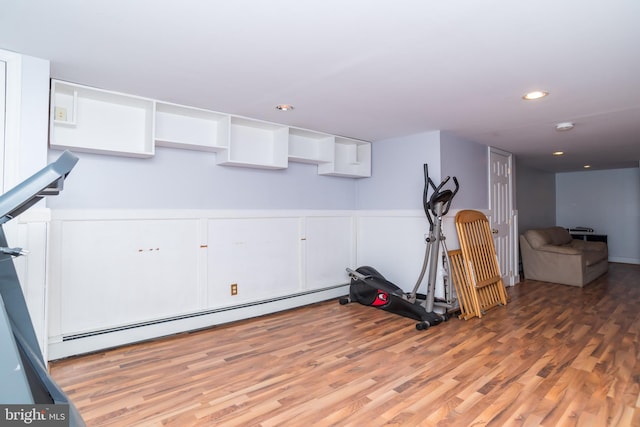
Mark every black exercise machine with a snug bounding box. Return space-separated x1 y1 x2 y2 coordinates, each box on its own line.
340 164 459 330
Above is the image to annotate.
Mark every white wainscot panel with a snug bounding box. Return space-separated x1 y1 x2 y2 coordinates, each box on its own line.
207 217 301 306
304 216 354 289
356 214 432 293
58 219 202 336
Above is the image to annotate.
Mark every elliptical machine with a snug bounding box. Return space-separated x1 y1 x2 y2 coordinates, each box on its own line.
339 164 459 330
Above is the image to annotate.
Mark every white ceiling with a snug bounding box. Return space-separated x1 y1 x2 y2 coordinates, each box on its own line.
2 0 639 172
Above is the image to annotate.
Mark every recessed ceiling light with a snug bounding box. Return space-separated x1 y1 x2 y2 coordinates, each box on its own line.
556 122 575 131
552 151 564 156
276 104 294 111
522 90 549 100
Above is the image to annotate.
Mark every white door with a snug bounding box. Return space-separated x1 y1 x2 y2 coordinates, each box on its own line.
489 147 517 286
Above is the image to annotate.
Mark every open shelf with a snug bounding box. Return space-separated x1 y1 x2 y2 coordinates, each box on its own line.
48 80 371 177
50 81 154 157
318 137 371 178
154 102 229 152
288 128 334 164
217 117 288 169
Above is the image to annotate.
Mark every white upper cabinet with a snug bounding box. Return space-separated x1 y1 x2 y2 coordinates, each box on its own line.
49 80 371 177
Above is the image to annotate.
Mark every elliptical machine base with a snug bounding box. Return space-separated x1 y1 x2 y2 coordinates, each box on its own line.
339 266 446 330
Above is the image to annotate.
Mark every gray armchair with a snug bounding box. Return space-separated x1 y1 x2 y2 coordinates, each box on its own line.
519 227 608 287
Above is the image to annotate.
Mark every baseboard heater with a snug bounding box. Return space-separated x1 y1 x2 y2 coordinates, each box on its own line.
63 283 348 341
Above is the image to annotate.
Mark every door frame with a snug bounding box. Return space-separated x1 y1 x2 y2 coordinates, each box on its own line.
0 49 23 193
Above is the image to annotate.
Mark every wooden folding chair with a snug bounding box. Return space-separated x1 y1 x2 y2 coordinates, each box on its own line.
454 210 508 318
447 249 477 320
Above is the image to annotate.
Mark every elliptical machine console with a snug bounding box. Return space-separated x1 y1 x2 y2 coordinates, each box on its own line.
340 164 459 330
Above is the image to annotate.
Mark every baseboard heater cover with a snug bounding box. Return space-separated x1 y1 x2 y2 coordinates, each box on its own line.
62 283 348 342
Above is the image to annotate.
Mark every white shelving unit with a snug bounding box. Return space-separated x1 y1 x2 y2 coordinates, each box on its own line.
49 80 371 177
318 137 371 178
50 80 154 157
51 82 77 126
217 117 288 169
154 102 229 152
288 128 334 164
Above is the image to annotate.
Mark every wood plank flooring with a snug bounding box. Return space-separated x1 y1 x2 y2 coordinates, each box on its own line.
50 263 640 426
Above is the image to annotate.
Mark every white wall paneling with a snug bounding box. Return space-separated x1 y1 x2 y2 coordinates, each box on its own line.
304 216 356 289
12 210 51 360
53 218 203 337
207 217 302 304
46 208 496 359
47 210 355 359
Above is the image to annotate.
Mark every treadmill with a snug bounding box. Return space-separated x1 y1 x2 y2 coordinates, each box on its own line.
0 150 84 426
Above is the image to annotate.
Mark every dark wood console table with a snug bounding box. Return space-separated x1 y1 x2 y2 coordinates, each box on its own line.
570 232 608 243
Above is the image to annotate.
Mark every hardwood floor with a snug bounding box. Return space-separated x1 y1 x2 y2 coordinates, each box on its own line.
50 263 640 426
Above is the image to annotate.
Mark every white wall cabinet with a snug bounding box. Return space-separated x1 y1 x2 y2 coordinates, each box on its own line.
50 218 203 337
47 210 355 359
207 217 301 304
49 80 371 177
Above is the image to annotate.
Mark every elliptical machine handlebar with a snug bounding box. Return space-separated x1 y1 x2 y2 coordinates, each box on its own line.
440 176 459 216
423 164 460 224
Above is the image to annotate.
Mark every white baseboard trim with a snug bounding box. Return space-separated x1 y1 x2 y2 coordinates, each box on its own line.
609 257 640 265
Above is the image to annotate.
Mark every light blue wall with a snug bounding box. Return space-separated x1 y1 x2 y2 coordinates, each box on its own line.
440 132 488 210
351 130 489 210
49 129 492 212
47 148 358 210
556 167 640 264
356 131 441 210
515 160 556 234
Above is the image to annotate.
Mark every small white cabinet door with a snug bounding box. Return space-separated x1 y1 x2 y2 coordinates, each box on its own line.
55 219 202 336
304 216 354 288
207 217 301 306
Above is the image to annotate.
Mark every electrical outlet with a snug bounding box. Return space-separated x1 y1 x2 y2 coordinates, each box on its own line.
54 106 67 121
231 283 238 296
